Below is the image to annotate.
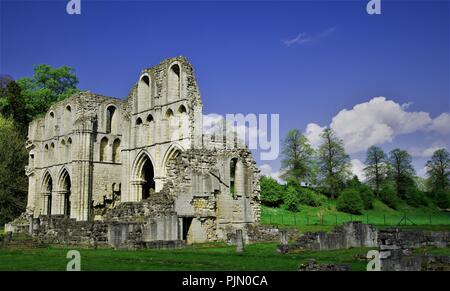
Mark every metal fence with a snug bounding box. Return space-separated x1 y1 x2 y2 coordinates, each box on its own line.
262 213 450 226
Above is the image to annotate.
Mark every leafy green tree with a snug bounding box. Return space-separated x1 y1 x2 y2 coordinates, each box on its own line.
345 176 374 210
0 78 29 132
336 188 364 214
0 116 28 225
280 129 316 184
426 148 450 193
317 128 351 198
404 185 428 207
435 189 450 209
298 187 327 207
260 176 284 207
17 64 79 118
379 181 399 209
388 148 415 199
364 146 388 196
282 185 300 212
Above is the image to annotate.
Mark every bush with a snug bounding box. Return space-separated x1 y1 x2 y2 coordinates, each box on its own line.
260 176 284 207
336 188 364 214
282 186 300 212
404 186 428 207
298 187 327 207
435 189 450 209
379 182 399 209
358 184 375 210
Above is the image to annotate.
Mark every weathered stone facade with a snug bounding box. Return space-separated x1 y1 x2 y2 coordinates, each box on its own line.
13 56 261 245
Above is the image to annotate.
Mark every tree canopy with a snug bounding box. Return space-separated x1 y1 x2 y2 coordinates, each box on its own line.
16 64 79 118
317 128 351 198
280 129 316 184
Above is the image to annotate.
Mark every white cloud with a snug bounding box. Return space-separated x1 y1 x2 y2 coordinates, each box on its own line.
351 159 366 181
304 123 326 149
304 97 448 154
428 112 450 135
283 27 336 47
329 97 432 153
259 164 283 183
409 144 447 158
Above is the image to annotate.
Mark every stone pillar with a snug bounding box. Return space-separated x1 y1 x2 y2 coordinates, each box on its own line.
41 192 51 215
130 179 144 201
52 190 66 215
236 229 244 253
73 117 95 221
280 230 288 246
178 217 183 240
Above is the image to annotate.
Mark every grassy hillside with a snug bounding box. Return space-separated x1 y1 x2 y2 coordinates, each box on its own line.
261 199 450 232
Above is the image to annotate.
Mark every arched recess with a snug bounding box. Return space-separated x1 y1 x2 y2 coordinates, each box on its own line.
41 171 53 215
112 138 121 163
165 109 174 140
57 168 71 217
137 74 151 112
64 105 72 133
146 114 154 144
67 137 72 161
168 63 181 103
131 152 156 200
230 158 245 198
230 158 238 197
162 144 183 177
100 137 108 162
106 105 118 134
177 104 188 139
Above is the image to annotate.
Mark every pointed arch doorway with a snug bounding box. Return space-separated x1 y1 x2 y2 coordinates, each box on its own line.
132 152 156 201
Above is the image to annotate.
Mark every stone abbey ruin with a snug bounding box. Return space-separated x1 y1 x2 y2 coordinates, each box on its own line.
6 56 261 247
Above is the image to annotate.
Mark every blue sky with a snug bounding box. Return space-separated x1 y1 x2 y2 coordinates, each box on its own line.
1 0 449 180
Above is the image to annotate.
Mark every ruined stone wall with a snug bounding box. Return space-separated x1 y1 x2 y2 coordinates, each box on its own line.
279 222 378 253
378 228 450 271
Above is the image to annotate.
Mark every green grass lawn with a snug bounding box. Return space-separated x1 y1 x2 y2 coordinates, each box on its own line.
0 243 374 271
1 242 448 271
261 200 450 232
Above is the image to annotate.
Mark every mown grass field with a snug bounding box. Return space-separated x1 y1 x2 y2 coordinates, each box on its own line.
261 200 450 232
0 243 381 271
1 201 449 271
1 241 449 271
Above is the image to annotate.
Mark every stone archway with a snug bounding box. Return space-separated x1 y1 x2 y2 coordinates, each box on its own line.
59 169 71 217
131 152 156 201
41 172 53 216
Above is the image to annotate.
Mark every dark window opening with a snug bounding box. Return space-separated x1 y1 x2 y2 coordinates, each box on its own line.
182 217 193 241
141 157 155 200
